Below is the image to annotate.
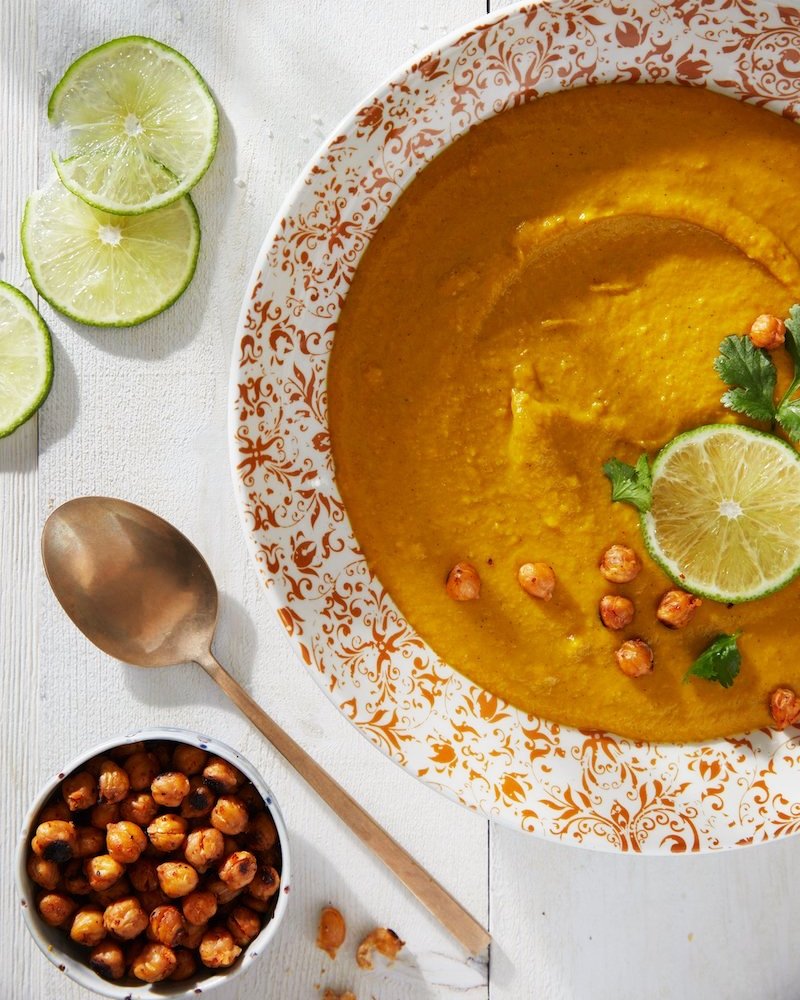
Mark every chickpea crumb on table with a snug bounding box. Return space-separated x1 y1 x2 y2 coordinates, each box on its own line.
25 739 282 986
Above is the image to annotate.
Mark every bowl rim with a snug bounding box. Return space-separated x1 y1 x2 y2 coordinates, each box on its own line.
16 726 291 999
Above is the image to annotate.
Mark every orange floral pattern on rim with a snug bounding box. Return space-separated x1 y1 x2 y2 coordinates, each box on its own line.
231 0 800 853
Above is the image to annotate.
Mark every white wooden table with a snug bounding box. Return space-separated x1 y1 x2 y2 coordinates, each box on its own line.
2 2 798 998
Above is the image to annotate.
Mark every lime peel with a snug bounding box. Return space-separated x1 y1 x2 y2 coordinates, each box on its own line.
0 282 53 438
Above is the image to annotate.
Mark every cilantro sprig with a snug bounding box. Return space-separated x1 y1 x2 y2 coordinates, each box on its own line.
602 454 652 513
715 305 800 441
683 633 742 689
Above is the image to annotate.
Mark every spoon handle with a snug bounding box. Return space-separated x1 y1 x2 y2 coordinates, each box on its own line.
197 651 490 955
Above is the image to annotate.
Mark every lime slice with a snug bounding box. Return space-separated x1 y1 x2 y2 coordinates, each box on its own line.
22 178 200 327
642 424 800 603
48 36 218 215
0 282 53 438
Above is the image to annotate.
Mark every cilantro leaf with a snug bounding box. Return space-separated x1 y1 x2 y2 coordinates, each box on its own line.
714 335 777 423
777 398 800 443
784 304 800 372
683 633 742 689
776 305 800 443
602 454 652 513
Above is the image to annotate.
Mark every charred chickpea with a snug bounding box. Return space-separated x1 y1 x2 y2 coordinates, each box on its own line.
129 858 159 894
148 904 186 947
172 745 207 776
184 826 225 871
156 861 199 899
106 821 147 864
147 814 188 853
124 751 160 791
218 850 257 890
151 742 174 769
770 687 800 729
445 561 481 601
38 892 77 927
62 859 91 895
227 905 261 947
599 595 635 631
615 638 654 678
84 854 125 892
518 562 556 601
90 802 120 829
97 759 130 804
316 905 346 959
656 589 702 629
356 927 405 970
151 771 190 808
69 906 105 947
103 896 148 940
749 313 785 350
27 855 60 891
89 940 126 981
247 864 280 902
199 927 242 969
246 811 278 852
120 792 158 827
61 771 97 812
182 890 218 926
32 820 78 863
599 544 641 584
169 947 198 981
181 776 215 819
131 942 177 983
38 800 70 823
210 795 249 836
75 826 106 859
236 783 264 813
202 756 242 796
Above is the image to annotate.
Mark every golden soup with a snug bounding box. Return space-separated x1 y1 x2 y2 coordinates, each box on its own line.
328 83 800 743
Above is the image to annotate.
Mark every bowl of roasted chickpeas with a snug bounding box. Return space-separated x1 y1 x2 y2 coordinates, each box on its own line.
16 728 290 997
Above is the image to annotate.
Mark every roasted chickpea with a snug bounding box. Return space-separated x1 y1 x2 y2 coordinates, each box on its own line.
62 859 91 895
172 745 207 776
38 892 77 927
151 742 174 769
120 792 159 827
148 904 186 947
124 751 160 791
27 854 60 891
156 862 199 899
97 760 130 804
203 757 242 795
227 905 261 946
84 854 125 892
139 888 169 914
770 687 800 729
181 776 215 819
61 771 97 812
128 857 159 894
517 561 556 601
199 927 242 968
656 589 702 629
106 821 147 864
237 783 264 813
169 947 198 981
218 850 257 890
110 740 146 760
90 802 120 829
247 864 280 902
89 940 126 981
69 906 105 946
246 810 278 852
210 796 249 836
599 544 641 584
38 800 70 823
615 638 654 678
445 561 481 601
205 877 243 906
147 814 188 853
32 820 77 862
323 992 356 1000
749 313 785 350
182 889 218 926
599 595 635 630
316 905 346 958
103 896 148 940
151 771 191 808
90 875 132 908
356 926 405 969
181 921 208 949
131 942 177 982
183 826 224 871
75 826 105 859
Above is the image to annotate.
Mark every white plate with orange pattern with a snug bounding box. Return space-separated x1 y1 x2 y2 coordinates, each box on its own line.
230 0 800 853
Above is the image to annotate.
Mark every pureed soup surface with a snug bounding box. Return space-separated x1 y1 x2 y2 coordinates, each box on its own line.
328 83 800 743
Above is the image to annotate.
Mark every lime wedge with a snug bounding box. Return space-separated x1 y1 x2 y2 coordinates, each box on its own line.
22 178 200 327
0 282 53 438
642 424 800 603
48 36 218 215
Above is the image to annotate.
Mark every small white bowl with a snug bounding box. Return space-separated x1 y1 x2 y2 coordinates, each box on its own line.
16 727 291 998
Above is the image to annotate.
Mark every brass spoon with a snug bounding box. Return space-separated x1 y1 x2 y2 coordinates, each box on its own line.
41 496 490 955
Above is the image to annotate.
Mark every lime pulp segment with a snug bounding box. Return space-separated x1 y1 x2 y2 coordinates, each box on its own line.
22 179 200 327
641 424 800 603
49 35 218 214
0 282 53 438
